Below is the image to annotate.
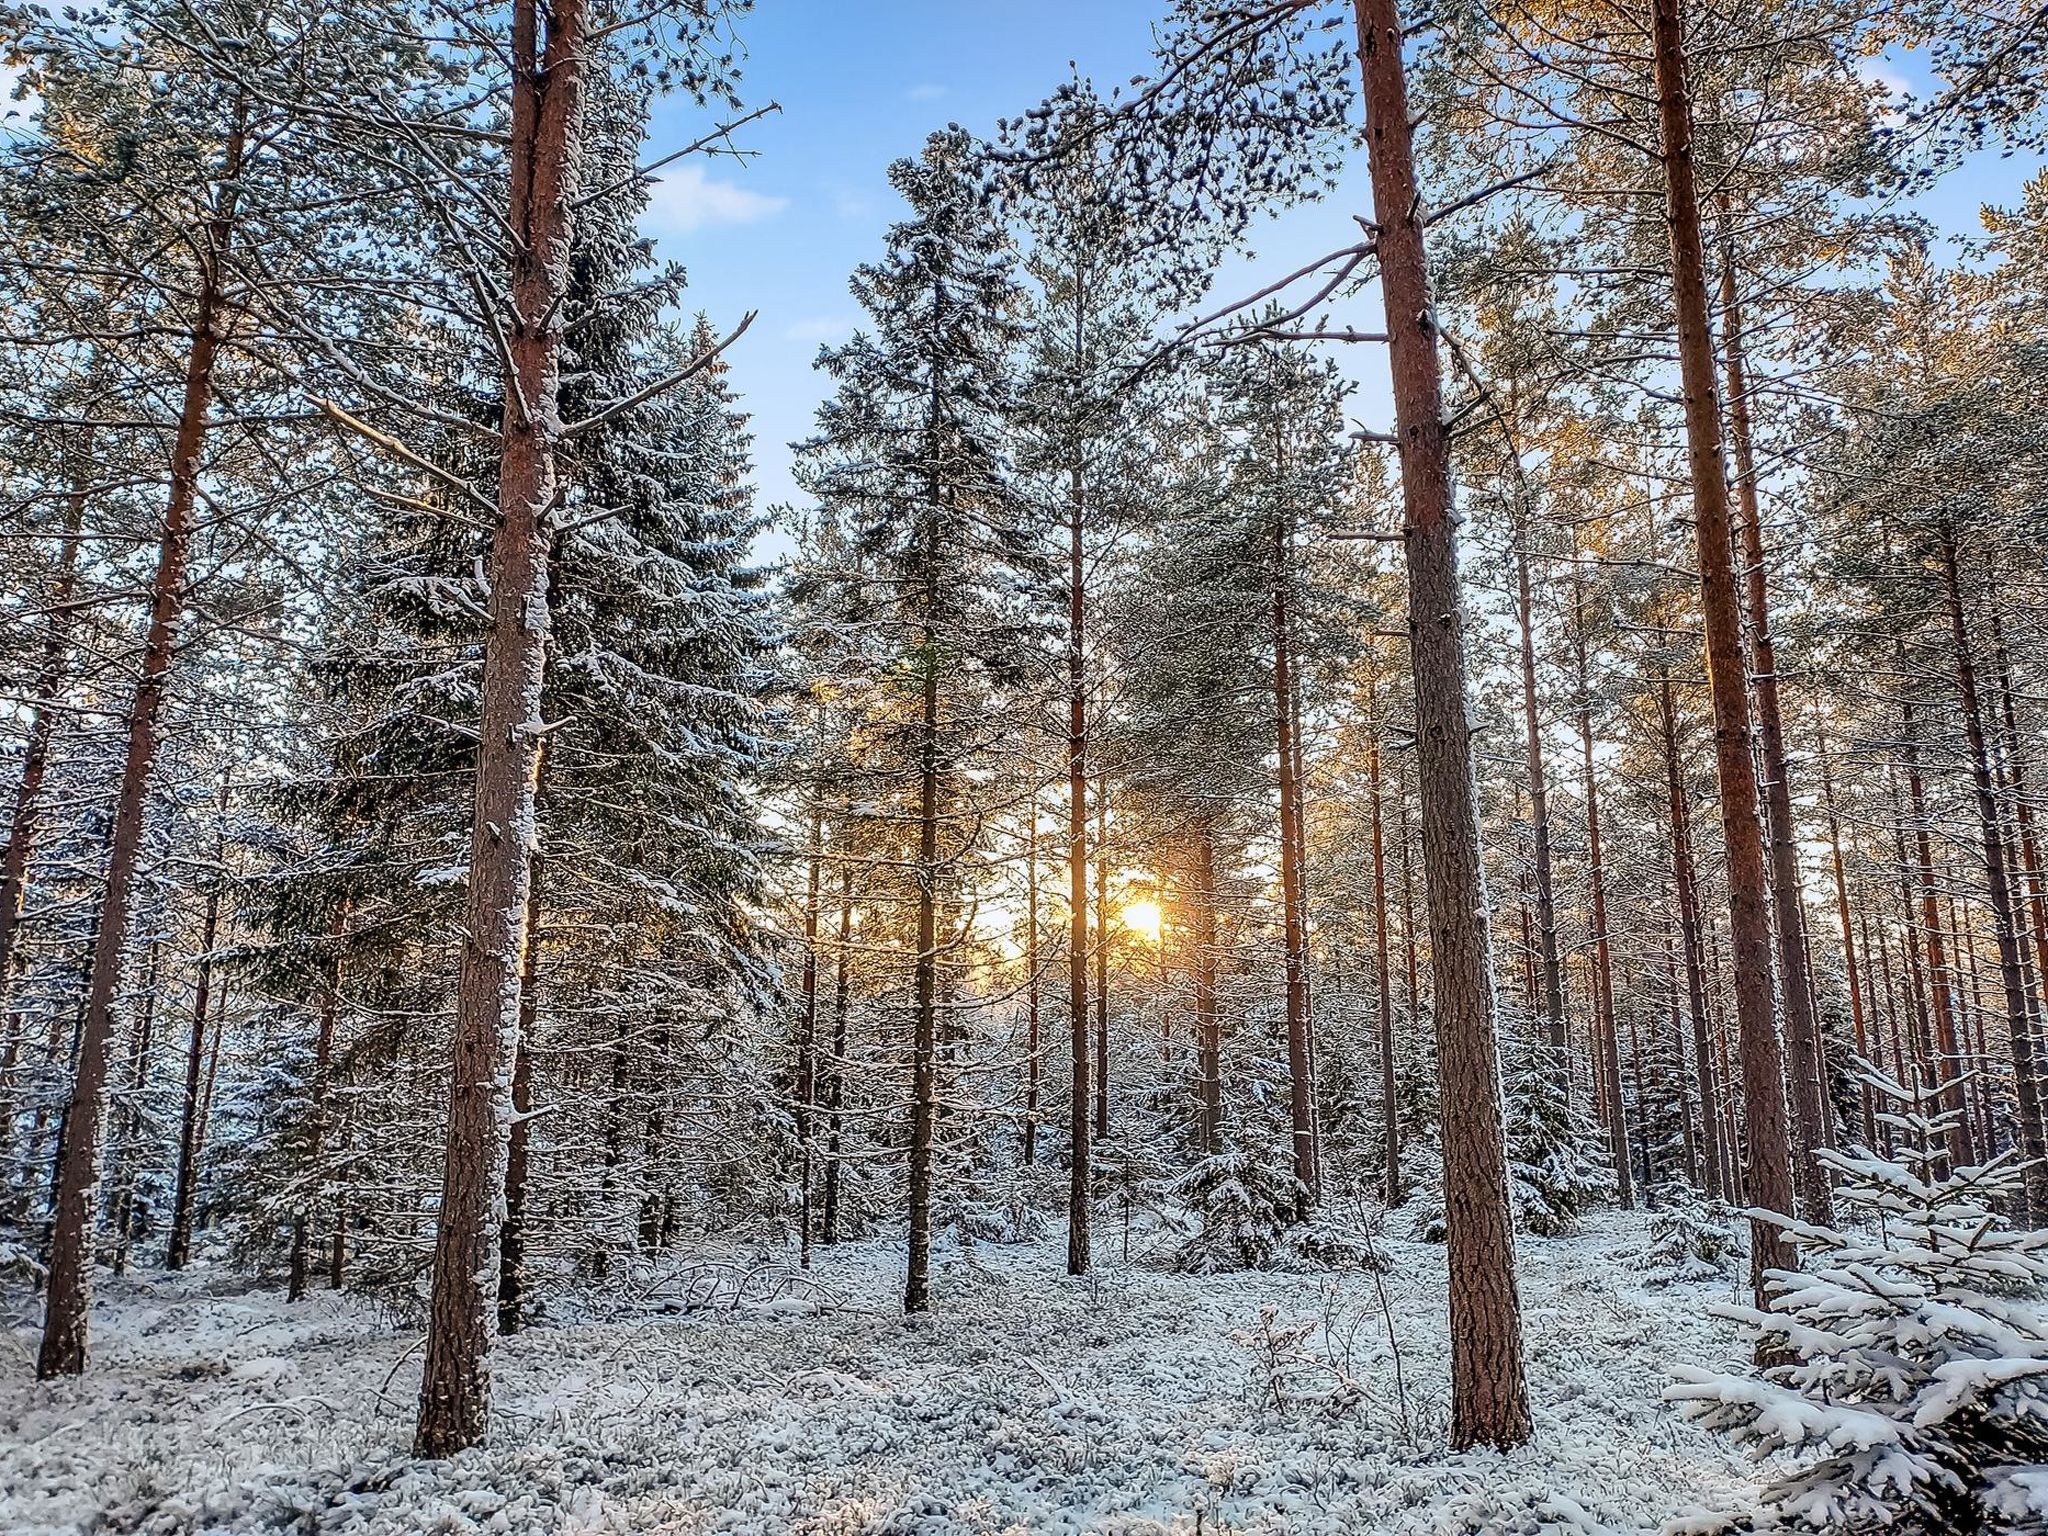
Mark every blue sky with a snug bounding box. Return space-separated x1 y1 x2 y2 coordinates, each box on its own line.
641 2 1170 528
638 7 2046 536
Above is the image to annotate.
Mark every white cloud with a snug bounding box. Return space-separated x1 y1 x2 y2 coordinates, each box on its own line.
644 163 787 234
784 317 856 344
1853 53 1912 102
904 83 947 103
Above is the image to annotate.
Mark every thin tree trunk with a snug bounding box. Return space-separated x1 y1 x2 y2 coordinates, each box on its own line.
1193 819 1223 1154
1577 652 1631 1209
289 902 349 1302
821 861 853 1244
165 794 228 1272
1661 678 1725 1203
1817 730 1876 1147
1094 786 1109 1142
414 0 583 1455
38 101 246 1380
1514 533 1565 1055
1902 690 1974 1169
1066 456 1091 1275
903 627 941 1314
1940 534 2048 1216
795 802 824 1267
108 942 161 1276
1354 0 1529 1450
1272 508 1316 1214
1649 0 1797 1299
1024 791 1041 1164
1369 673 1402 1204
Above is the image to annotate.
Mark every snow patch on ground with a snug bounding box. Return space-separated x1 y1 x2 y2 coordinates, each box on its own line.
0 1210 1763 1533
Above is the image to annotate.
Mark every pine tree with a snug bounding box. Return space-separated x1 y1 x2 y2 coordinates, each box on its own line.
797 128 1040 1315
1670 1069 2048 1533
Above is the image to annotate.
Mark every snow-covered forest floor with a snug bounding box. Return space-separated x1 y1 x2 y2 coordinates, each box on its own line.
0 1210 1766 1535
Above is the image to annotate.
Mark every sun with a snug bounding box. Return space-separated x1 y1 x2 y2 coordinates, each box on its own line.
1120 899 1163 944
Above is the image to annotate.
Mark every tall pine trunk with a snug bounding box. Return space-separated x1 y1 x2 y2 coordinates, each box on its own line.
1353 0 1530 1451
1817 731 1877 1148
1272 507 1316 1213
1514 532 1565 1056
38 99 246 1380
1719 237 1832 1221
1024 794 1041 1165
1648 0 1796 1300
413 0 584 1455
904 641 941 1313
1066 462 1091 1275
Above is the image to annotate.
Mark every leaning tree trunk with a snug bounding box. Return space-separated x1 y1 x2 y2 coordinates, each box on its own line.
1353 0 1530 1451
38 103 246 1379
1940 534 2048 1219
1648 0 1796 1302
1719 236 1833 1222
413 0 583 1457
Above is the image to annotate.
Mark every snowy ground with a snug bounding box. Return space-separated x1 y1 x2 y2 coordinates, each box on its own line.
0 1210 1767 1534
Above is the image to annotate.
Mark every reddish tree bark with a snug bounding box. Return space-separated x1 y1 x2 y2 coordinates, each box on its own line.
38 99 247 1380
414 0 585 1454
1719 235 1833 1222
1649 0 1796 1300
1354 0 1530 1450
